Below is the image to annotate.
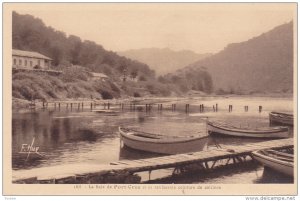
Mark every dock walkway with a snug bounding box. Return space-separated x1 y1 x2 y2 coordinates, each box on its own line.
13 138 293 183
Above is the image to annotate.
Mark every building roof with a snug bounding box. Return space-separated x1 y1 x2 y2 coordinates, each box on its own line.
91 72 108 78
12 49 52 60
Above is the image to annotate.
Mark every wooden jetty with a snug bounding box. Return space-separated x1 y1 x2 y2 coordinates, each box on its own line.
12 138 293 184
40 100 266 114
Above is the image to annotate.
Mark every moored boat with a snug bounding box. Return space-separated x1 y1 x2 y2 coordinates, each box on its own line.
252 149 293 177
207 120 289 138
92 109 118 114
269 111 294 126
119 127 208 154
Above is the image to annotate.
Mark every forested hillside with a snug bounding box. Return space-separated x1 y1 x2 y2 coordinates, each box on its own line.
12 11 155 81
180 22 294 94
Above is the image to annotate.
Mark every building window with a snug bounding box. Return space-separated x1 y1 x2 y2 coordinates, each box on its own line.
25 60 27 66
30 61 33 67
13 59 16 65
19 59 22 66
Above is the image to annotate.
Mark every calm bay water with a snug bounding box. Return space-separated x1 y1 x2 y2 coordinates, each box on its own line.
12 96 294 183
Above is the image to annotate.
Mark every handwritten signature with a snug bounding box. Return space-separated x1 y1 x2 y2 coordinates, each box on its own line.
19 137 45 161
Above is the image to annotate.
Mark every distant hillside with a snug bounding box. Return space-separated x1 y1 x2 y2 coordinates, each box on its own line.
118 48 212 75
179 22 294 94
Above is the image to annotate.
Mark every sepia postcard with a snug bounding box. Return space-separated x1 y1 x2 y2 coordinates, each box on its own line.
2 2 298 196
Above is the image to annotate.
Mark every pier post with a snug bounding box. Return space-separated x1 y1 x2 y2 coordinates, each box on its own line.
259 106 262 113
213 105 215 112
58 103 60 110
185 104 189 113
78 103 80 110
71 103 73 110
90 103 93 110
160 104 163 111
82 102 83 109
229 105 233 112
43 101 45 108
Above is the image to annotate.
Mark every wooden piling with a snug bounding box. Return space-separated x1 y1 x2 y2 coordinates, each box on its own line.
229 105 233 112
90 103 93 110
43 101 45 108
185 104 189 113
200 104 204 113
259 106 262 113
58 103 60 109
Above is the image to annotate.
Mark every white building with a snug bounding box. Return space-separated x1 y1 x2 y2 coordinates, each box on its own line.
12 49 52 69
91 72 109 81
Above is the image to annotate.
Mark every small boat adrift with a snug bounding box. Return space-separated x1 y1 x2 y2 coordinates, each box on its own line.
207 121 289 138
92 109 118 115
119 127 208 154
252 149 293 177
269 111 294 126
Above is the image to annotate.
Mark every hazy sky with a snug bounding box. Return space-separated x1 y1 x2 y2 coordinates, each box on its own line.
14 3 295 54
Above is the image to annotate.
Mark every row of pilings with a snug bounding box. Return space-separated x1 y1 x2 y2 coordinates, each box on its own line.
41 101 263 113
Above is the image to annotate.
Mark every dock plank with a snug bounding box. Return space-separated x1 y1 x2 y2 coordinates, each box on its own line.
12 138 294 183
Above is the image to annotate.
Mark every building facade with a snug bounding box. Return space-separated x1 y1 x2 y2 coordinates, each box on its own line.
12 49 52 69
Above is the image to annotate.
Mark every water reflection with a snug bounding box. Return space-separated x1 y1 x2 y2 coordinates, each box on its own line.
12 97 294 183
254 166 294 184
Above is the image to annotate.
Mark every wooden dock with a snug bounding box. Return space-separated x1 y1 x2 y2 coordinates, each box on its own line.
12 138 293 184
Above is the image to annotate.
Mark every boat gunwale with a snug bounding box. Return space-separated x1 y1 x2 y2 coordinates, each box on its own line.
119 127 208 144
207 121 288 134
252 150 293 168
270 111 293 117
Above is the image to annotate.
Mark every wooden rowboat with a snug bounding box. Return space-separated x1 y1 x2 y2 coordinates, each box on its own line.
269 111 294 126
119 127 208 154
207 121 289 138
252 149 293 177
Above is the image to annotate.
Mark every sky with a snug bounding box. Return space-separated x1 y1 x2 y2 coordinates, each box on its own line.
13 3 296 54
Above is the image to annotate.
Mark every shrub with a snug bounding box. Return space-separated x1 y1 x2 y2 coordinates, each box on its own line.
133 92 141 97
100 91 113 99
